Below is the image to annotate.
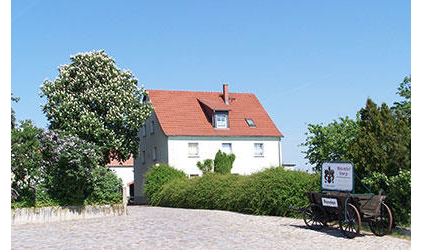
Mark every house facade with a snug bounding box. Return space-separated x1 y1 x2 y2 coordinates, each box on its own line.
106 157 134 199
134 84 283 204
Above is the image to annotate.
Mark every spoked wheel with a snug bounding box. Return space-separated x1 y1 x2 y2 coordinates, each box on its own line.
339 203 361 239
303 204 326 230
369 202 393 236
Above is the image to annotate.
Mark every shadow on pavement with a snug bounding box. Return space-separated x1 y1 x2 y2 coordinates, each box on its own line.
289 224 368 239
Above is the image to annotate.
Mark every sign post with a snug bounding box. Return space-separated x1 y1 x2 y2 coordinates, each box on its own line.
321 162 354 193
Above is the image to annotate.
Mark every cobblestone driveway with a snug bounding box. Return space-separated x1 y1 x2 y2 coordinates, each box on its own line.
12 206 410 250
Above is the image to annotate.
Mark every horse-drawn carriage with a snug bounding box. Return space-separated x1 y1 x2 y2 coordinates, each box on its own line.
297 162 392 238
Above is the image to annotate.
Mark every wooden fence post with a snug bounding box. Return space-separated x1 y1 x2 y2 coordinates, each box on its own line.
122 186 127 215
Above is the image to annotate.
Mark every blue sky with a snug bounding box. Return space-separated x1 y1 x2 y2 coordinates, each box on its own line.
11 0 410 171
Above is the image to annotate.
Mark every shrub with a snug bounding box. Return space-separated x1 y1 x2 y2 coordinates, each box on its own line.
387 170 411 226
150 167 320 218
85 166 123 205
11 126 124 207
144 164 187 205
238 168 320 217
362 170 411 226
39 130 103 205
213 150 235 174
196 159 214 174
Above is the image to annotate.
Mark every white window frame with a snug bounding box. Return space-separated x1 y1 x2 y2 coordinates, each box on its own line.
188 143 199 157
215 113 228 129
254 143 264 157
221 143 232 154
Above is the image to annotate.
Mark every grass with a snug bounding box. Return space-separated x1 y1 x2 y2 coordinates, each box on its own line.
360 224 411 240
311 219 411 239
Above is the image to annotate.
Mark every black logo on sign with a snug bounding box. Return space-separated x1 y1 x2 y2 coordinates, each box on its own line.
324 167 335 184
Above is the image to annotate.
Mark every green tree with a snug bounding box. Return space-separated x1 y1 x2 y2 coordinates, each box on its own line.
300 78 411 225
11 120 44 197
301 116 358 172
392 76 411 121
348 98 411 178
11 93 20 129
40 50 152 165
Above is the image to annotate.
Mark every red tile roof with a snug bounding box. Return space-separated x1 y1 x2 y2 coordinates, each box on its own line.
147 89 283 137
106 156 134 167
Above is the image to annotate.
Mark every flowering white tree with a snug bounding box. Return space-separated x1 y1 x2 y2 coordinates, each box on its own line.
40 50 152 165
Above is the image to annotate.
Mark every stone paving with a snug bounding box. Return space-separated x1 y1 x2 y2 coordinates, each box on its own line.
12 206 410 250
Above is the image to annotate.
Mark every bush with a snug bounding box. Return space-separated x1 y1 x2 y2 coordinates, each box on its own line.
39 130 103 205
11 128 123 207
362 170 411 226
238 168 320 217
148 167 320 218
144 164 187 204
196 159 214 174
86 166 123 205
213 150 235 174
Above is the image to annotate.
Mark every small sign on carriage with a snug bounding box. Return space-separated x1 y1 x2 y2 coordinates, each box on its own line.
321 198 338 207
321 162 354 192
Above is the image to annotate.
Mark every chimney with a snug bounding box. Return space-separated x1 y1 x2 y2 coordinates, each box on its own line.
223 84 229 104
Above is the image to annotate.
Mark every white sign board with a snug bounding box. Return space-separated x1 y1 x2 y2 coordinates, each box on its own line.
321 162 353 192
322 198 338 207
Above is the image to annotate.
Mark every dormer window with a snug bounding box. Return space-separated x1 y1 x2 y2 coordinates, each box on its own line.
214 111 228 129
245 118 256 127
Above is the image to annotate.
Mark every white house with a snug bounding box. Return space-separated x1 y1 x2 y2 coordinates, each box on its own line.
106 157 134 199
133 84 283 204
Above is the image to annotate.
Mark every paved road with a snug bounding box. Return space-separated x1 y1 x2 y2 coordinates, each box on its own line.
12 206 410 250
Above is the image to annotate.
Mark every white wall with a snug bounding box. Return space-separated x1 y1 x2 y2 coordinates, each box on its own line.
168 136 282 175
108 166 134 187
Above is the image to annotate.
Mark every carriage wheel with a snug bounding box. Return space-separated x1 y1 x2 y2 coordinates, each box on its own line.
369 202 393 236
303 204 326 230
339 203 361 239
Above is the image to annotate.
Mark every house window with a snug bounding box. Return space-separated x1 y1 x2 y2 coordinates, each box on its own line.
150 120 155 134
215 112 228 129
189 174 199 178
153 147 157 161
188 143 199 157
245 118 256 127
142 125 146 137
142 150 146 163
222 143 232 154
254 143 264 156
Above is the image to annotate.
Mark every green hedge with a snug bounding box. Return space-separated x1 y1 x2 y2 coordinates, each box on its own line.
146 166 320 218
144 164 188 204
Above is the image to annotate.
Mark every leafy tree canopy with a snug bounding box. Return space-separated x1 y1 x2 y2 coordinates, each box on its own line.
300 116 357 172
11 93 20 129
392 76 411 121
301 76 411 173
348 98 410 177
40 50 152 165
